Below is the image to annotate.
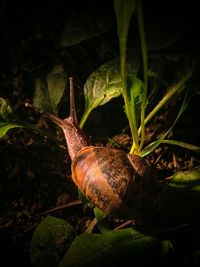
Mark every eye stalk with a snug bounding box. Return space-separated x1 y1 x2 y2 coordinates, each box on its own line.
69 77 78 124
45 77 77 127
45 77 89 160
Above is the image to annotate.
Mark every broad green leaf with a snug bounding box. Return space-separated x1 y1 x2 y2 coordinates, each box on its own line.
153 167 200 227
0 122 23 138
80 55 139 128
60 6 112 47
46 66 67 112
33 65 67 114
58 228 171 267
0 98 24 138
30 215 76 267
113 0 136 66
169 166 200 190
0 97 14 120
84 58 122 107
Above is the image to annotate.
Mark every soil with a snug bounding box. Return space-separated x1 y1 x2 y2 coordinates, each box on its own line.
0 1 200 267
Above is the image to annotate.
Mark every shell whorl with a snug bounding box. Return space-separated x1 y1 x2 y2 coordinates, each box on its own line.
72 146 137 214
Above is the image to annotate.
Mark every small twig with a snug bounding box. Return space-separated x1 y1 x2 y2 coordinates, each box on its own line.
113 220 136 230
85 218 97 233
163 175 174 181
32 200 82 218
172 152 177 168
155 153 162 164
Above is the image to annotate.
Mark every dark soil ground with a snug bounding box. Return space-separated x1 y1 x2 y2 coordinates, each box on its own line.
1 1 200 266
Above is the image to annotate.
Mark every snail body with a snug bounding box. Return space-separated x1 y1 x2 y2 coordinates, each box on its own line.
47 78 158 220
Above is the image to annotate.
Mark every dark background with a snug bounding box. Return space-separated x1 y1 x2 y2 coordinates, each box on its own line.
0 1 200 266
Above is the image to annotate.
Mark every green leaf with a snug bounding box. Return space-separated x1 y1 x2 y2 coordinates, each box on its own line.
78 189 94 208
141 139 200 157
136 0 148 151
113 0 136 62
129 77 143 128
80 55 139 128
30 215 76 267
33 65 67 114
0 97 14 120
60 6 112 47
113 0 140 152
153 166 200 227
0 122 22 138
169 166 200 190
58 228 171 267
0 98 24 138
141 91 191 157
137 69 193 140
94 207 110 233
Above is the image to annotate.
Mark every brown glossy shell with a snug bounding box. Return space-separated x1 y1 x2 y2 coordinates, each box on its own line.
71 146 144 214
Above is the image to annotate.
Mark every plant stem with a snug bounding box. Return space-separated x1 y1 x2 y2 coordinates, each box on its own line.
113 0 139 153
137 0 148 150
122 61 140 153
138 70 193 136
155 139 200 153
79 107 92 129
124 98 139 152
119 12 140 153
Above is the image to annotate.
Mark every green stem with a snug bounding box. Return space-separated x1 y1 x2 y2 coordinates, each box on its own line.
114 0 140 154
79 107 92 129
123 90 140 152
137 0 148 151
156 139 200 153
121 47 140 154
138 70 193 136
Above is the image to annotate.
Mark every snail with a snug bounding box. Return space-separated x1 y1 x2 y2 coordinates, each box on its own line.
46 77 159 222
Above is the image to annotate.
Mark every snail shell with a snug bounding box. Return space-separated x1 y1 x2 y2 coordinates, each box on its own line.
72 146 148 215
